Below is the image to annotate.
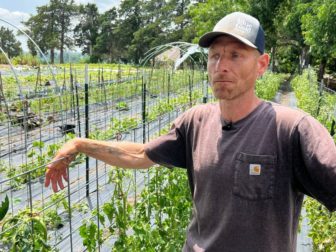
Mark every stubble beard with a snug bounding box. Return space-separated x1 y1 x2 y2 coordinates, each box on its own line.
211 82 253 101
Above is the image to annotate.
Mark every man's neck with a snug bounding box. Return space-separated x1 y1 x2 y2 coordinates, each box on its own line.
219 95 262 123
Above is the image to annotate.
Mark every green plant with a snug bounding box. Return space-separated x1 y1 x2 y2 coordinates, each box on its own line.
291 68 336 251
1 209 51 251
110 167 192 251
0 195 9 221
11 54 41 66
79 218 103 252
115 101 129 111
256 71 288 101
304 198 336 251
291 69 320 117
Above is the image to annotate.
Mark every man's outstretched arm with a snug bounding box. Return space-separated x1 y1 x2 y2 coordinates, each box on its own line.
45 138 155 192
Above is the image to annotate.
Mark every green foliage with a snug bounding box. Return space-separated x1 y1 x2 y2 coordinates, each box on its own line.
74 3 100 57
23 0 78 63
301 0 336 59
249 0 284 47
23 4 59 59
0 54 9 64
79 167 192 251
300 0 336 78
189 0 249 44
305 198 336 252
79 219 103 252
275 46 301 73
291 68 336 251
118 168 192 251
11 54 41 66
94 8 119 63
0 195 9 221
12 0 335 74
115 101 130 111
0 26 22 58
256 71 288 101
291 69 320 117
1 209 51 251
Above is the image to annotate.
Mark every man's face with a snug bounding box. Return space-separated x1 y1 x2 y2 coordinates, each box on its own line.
207 35 265 101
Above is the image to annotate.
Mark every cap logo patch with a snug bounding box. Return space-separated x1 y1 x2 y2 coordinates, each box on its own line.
249 164 261 175
235 18 252 33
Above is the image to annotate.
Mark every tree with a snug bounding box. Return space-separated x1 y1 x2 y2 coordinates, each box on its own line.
94 8 119 62
115 0 143 63
23 5 58 63
74 3 100 60
167 0 195 42
0 26 22 58
249 0 288 71
130 0 168 63
23 0 77 64
50 0 78 63
300 0 336 80
274 0 312 73
189 0 249 43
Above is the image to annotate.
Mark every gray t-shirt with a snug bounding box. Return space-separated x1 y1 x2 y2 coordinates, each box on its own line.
144 101 336 252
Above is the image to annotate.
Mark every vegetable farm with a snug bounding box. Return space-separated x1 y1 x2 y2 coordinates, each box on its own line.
0 62 335 251
1 0 336 251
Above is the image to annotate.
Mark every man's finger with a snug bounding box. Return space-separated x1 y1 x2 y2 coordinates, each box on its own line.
45 170 51 187
52 178 59 193
62 168 68 182
57 174 65 190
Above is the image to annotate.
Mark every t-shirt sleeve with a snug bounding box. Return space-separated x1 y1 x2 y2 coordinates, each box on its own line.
294 115 336 211
144 113 188 169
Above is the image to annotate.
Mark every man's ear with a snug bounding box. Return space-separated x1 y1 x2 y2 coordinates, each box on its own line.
257 53 270 77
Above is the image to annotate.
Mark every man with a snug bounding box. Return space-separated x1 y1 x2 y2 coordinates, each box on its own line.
46 12 336 252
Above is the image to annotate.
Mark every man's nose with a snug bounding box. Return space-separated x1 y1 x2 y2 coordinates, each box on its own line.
215 56 229 72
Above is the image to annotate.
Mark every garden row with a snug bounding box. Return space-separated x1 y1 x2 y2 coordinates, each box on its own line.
0 65 206 251
291 68 336 252
0 66 204 166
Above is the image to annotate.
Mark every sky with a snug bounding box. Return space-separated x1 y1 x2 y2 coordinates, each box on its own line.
0 0 121 50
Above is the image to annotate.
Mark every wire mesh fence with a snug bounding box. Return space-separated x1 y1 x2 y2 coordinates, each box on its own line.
0 64 210 251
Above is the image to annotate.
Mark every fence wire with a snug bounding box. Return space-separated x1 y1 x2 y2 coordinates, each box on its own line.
0 64 209 251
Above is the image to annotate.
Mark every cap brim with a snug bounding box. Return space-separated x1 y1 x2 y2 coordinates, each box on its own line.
198 31 257 49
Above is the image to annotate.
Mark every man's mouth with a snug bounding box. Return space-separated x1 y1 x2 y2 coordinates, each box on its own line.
213 80 233 83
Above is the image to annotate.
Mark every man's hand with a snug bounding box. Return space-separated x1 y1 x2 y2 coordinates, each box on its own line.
45 138 154 192
45 139 78 192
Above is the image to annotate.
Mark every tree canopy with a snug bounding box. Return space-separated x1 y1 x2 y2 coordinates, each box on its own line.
0 26 22 58
15 0 336 76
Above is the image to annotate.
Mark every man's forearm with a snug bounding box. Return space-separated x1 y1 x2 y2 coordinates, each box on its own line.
73 138 155 169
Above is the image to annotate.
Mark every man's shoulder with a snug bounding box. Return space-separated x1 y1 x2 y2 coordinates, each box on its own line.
265 101 308 128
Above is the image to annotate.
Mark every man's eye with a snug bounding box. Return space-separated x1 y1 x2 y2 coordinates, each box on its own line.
210 53 220 60
232 53 239 58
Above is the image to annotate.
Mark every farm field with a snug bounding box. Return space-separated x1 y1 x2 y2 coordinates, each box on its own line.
0 63 283 250
0 63 335 251
1 0 336 251
0 62 210 251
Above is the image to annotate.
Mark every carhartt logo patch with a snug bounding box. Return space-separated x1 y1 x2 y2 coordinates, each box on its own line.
249 164 261 175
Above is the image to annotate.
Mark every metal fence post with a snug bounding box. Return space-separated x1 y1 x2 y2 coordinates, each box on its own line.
142 76 146 144
85 65 90 197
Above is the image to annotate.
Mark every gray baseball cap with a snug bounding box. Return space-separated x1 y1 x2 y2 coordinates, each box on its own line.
198 12 265 54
